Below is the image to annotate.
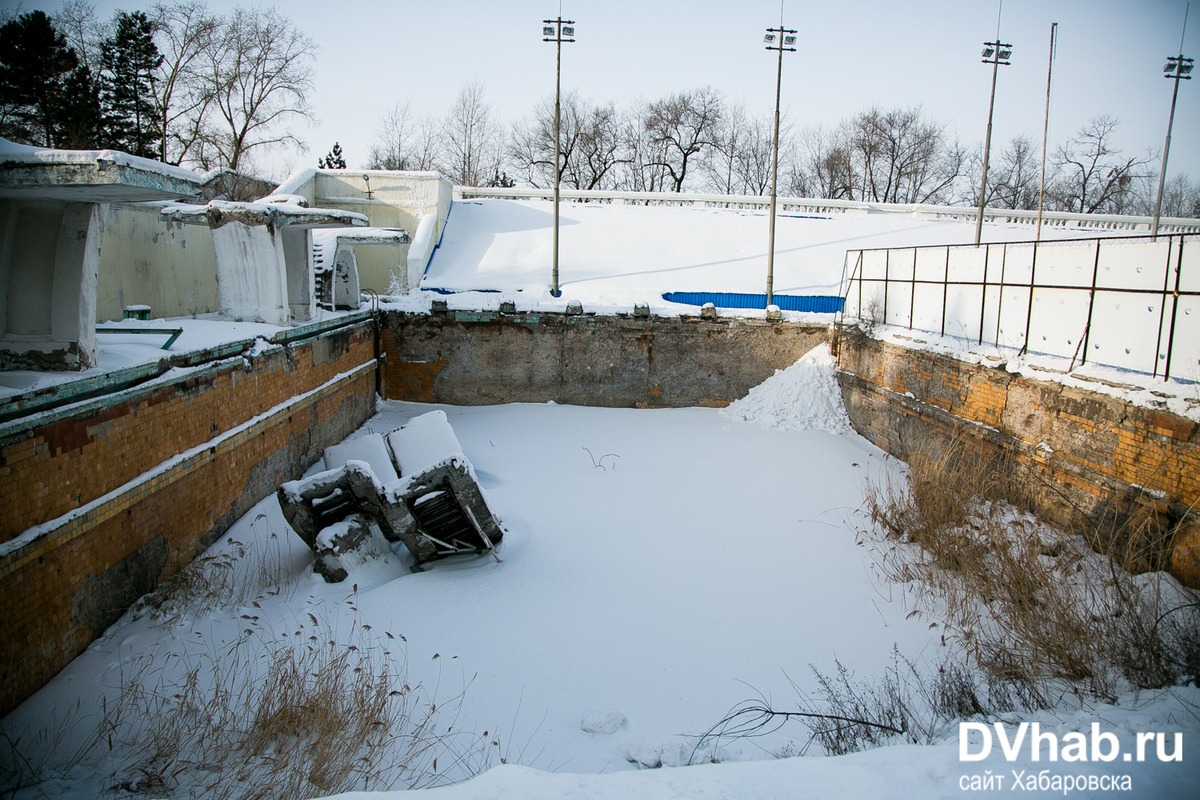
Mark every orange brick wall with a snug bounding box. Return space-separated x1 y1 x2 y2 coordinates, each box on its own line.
0 324 376 716
1 326 376 541
837 336 1200 587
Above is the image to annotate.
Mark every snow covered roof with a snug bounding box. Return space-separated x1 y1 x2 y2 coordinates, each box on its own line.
0 137 202 202
159 198 368 229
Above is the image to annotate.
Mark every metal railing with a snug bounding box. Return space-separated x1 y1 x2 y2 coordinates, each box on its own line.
838 234 1199 381
457 186 1200 235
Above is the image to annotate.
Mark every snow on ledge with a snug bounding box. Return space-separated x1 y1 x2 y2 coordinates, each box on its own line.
0 137 201 184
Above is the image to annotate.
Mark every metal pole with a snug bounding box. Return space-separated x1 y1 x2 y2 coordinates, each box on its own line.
975 43 1005 247
1035 23 1057 244
1153 4 1191 241
764 25 795 307
1152 64 1185 240
767 40 783 307
551 25 563 297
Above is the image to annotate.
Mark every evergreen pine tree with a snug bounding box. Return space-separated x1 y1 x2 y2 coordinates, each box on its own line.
318 142 347 169
0 11 99 148
99 11 163 158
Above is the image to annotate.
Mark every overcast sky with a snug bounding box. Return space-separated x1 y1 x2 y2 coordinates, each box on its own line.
21 0 1200 188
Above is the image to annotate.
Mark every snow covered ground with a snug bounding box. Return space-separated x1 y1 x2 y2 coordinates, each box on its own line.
4 347 1196 798
414 199 1124 316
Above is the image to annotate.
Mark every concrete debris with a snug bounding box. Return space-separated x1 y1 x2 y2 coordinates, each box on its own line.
278 411 503 582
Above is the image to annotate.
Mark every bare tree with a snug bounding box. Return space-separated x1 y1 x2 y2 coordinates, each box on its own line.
848 105 961 204
509 92 627 190
439 79 502 186
367 101 440 171
964 134 1040 209
55 0 107 73
643 86 724 192
1152 173 1200 218
621 100 671 192
705 99 749 194
193 6 316 172
790 123 857 199
149 0 218 165
1048 116 1152 214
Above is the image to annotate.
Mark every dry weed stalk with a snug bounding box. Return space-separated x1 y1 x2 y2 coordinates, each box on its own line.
3 517 495 799
864 436 1200 704
90 614 487 799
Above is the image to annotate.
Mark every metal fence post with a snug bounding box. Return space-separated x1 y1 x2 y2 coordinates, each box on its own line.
1153 235 1175 378
909 248 918 330
1022 239 1038 355
883 249 890 325
978 243 990 345
1077 238 1102 367
1164 234 1186 381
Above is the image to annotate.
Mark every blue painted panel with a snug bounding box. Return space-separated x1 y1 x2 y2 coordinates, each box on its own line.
662 292 844 313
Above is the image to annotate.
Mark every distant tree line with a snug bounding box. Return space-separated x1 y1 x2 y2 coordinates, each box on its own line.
2 3 1195 218
369 81 1200 218
0 1 315 176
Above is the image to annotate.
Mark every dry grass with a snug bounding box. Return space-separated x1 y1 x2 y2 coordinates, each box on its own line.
863 435 1200 704
88 616 490 799
2 517 495 799
137 514 294 622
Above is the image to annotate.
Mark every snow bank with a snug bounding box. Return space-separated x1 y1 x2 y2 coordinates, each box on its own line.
721 343 854 434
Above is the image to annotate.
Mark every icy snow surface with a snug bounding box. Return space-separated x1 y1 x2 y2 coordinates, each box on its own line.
722 343 854 434
386 409 468 476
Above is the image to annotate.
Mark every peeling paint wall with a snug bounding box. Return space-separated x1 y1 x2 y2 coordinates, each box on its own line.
95 203 219 323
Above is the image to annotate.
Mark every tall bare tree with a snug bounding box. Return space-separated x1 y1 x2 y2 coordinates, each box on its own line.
1049 116 1152 214
55 0 107 73
439 80 501 187
509 92 626 190
149 0 218 165
790 123 856 199
367 101 440 171
848 105 962 204
643 86 723 192
963 134 1040 209
193 6 316 172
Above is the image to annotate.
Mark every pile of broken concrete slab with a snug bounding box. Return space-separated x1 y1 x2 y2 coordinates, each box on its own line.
277 410 503 582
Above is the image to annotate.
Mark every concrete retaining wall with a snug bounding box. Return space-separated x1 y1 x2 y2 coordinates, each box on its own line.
0 322 376 716
380 309 831 408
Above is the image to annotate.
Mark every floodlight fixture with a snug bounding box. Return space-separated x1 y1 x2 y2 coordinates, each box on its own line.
543 17 577 298
974 39 1014 247
763 25 798 306
1152 49 1193 239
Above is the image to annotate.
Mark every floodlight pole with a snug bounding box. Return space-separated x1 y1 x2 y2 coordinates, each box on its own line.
764 26 796 308
543 17 575 297
1152 54 1192 240
975 39 1012 247
1035 23 1057 244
